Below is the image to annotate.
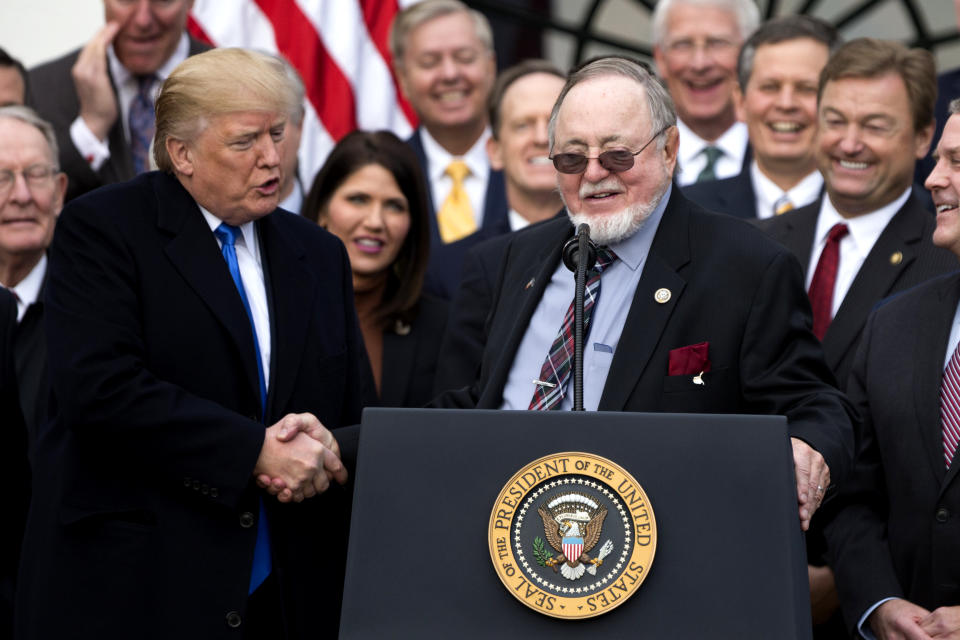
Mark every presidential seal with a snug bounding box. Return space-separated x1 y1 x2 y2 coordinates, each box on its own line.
488 452 656 620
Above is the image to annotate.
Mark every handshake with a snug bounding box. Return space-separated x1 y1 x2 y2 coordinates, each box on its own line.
253 413 348 503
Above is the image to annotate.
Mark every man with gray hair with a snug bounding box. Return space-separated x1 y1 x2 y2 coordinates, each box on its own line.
683 15 840 219
390 0 509 298
432 56 854 535
15 48 372 639
652 0 759 185
0 106 66 445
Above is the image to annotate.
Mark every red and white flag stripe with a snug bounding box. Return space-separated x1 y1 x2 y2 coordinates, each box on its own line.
188 0 419 190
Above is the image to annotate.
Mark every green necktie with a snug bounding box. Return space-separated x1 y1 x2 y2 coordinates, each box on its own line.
696 146 723 183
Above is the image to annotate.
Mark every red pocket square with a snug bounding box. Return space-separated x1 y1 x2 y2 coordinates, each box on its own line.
668 342 711 376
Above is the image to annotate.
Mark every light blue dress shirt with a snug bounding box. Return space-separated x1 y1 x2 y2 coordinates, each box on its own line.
500 184 672 411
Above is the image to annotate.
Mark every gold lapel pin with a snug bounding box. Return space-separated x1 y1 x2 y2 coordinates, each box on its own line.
890 251 903 265
525 278 535 290
654 288 671 304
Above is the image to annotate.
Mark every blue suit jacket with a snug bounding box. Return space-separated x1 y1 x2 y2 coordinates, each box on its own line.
407 129 510 299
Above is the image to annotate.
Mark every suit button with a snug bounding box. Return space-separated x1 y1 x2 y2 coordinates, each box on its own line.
239 512 255 528
192 480 200 491
225 611 242 628
936 507 950 523
201 484 209 496
210 488 219 498
183 477 191 488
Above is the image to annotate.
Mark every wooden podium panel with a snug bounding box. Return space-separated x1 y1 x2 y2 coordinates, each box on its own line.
339 409 810 639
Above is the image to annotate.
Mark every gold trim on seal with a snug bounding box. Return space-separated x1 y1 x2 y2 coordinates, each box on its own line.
488 452 657 619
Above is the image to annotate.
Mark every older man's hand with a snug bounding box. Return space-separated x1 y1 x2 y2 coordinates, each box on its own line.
253 413 347 503
870 599 934 640
920 606 960 639
71 22 122 142
791 437 830 531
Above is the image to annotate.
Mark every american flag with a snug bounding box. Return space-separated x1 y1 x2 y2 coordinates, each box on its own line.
188 0 420 188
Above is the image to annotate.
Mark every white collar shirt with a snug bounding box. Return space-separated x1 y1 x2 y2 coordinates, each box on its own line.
419 126 491 226
8 254 47 322
675 119 748 186
807 188 911 318
751 163 823 220
200 207 271 388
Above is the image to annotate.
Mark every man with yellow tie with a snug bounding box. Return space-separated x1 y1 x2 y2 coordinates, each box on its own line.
390 0 509 299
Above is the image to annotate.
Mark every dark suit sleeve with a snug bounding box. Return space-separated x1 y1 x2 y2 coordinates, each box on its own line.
433 244 493 395
45 198 265 509
740 250 855 484
824 315 904 632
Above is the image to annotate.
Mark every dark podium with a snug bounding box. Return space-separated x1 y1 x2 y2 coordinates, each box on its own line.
339 409 811 639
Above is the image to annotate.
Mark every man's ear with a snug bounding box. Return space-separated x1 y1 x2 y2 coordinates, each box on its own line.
166 138 194 176
486 134 504 171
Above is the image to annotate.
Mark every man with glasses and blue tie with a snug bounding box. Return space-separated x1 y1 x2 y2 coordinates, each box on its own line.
433 56 854 535
15 48 372 640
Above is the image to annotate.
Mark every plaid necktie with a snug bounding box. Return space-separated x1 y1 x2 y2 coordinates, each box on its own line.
129 75 156 175
808 223 849 340
529 247 618 411
214 223 272 594
941 342 960 468
695 146 723 183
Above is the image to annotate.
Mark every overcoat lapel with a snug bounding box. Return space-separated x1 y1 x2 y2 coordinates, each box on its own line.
157 175 263 408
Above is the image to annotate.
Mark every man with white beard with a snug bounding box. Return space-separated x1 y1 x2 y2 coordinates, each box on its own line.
432 56 855 532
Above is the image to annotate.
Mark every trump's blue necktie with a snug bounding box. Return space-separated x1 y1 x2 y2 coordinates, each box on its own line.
214 223 271 594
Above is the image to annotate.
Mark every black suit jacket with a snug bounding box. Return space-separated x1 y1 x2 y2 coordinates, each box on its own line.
0 287 28 638
406 129 510 299
13 267 48 454
825 271 960 634
15 172 371 639
758 192 956 389
26 36 210 202
681 167 759 219
380 293 448 408
432 189 855 482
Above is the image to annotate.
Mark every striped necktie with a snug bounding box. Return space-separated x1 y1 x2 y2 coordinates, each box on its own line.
529 248 618 411
129 75 156 174
941 342 960 468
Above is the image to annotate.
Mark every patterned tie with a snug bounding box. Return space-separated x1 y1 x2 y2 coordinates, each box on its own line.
807 223 849 341
529 248 618 411
129 75 156 174
774 195 794 216
213 223 271 594
437 160 477 243
695 146 723 183
941 343 960 468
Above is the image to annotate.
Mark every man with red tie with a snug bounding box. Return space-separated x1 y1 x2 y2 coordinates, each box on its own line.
823 99 960 640
758 38 955 390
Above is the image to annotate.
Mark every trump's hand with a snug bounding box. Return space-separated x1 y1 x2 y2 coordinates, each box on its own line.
72 22 121 141
870 599 934 640
253 413 347 503
791 437 830 530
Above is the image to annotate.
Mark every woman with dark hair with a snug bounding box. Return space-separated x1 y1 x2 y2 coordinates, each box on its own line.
303 130 446 407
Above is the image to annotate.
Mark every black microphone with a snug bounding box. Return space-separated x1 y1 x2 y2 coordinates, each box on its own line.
562 223 598 273
561 223 595 411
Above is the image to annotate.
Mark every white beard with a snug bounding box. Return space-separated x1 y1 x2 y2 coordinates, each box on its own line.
564 167 670 246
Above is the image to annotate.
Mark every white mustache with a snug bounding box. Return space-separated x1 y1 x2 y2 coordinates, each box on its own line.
579 179 621 200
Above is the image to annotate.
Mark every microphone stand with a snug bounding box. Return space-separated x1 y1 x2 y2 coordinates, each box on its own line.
562 223 597 411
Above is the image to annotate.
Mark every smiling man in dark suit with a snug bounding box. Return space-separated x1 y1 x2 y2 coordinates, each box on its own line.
432 56 855 533
27 0 208 202
390 0 508 299
824 99 960 640
15 48 371 640
683 15 839 220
